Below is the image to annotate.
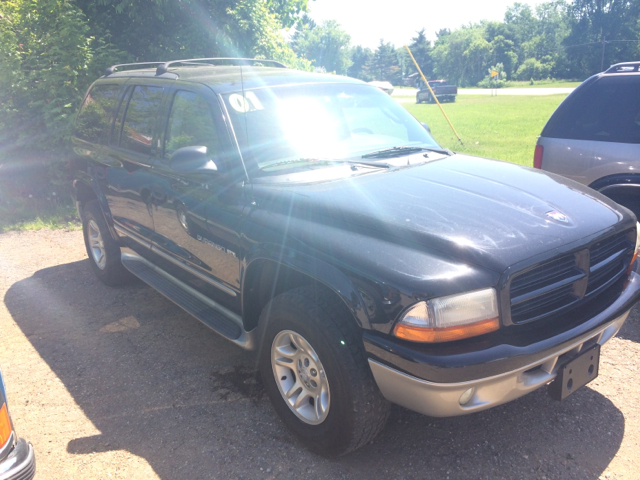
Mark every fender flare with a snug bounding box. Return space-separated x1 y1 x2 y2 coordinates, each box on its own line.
72 167 118 241
589 173 640 194
242 243 372 333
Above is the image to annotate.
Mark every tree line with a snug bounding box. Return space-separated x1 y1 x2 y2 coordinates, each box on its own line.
293 0 640 87
0 0 638 170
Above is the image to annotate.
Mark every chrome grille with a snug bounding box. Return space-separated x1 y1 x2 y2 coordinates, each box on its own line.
509 229 634 324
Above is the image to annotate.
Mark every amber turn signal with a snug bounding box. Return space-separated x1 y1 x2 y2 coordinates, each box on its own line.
0 403 11 449
393 317 500 343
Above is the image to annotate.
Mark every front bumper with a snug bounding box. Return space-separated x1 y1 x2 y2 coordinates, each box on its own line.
0 439 36 480
366 270 640 417
369 312 627 417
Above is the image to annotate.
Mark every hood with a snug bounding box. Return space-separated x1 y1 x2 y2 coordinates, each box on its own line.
252 155 632 273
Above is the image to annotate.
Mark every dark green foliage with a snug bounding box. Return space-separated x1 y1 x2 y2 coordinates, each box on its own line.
0 0 310 213
369 40 402 84
406 29 433 79
562 0 640 77
291 18 352 74
347 45 373 81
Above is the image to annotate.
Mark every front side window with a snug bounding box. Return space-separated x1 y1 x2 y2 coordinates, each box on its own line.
74 84 121 143
164 91 221 160
222 83 440 173
120 85 164 155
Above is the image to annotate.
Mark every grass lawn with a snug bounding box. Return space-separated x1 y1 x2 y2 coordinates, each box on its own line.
503 80 582 88
403 94 569 166
0 202 80 233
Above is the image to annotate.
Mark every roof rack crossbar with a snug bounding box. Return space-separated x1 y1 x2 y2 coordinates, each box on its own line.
104 62 166 76
605 62 640 74
155 57 287 75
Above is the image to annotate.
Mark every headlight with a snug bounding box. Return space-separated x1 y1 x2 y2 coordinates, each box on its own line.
627 222 640 277
393 288 499 343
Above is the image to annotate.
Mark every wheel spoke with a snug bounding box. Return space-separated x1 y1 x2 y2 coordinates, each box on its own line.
315 394 323 419
289 333 306 354
293 390 312 410
274 344 297 360
274 356 294 368
285 381 302 400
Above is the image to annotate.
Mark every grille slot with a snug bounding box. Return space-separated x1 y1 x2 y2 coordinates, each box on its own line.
510 255 578 298
508 229 635 325
586 232 633 296
509 254 583 324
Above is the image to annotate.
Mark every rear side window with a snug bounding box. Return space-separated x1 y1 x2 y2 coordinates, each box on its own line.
120 85 164 155
544 76 640 144
74 84 121 144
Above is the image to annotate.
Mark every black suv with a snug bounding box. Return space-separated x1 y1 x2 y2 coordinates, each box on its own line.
71 58 640 456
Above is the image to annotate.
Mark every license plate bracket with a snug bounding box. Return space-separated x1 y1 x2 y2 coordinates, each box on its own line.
548 344 600 401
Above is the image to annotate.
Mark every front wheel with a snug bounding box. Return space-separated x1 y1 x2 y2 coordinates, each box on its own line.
259 286 390 456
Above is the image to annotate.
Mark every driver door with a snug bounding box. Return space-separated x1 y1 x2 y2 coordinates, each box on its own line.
150 87 247 305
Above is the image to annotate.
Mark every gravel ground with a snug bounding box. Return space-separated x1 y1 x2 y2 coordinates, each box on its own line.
0 229 639 479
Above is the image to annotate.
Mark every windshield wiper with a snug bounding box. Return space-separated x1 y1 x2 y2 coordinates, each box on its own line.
362 145 451 159
262 158 390 171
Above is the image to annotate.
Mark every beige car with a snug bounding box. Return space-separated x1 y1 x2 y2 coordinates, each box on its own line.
536 61 640 218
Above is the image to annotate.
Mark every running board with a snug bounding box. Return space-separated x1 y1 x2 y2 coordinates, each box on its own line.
121 252 254 350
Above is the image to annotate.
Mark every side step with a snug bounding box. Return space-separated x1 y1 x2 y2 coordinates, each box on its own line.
121 253 254 349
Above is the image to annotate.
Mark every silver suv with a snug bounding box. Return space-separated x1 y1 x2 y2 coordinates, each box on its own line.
535 62 640 217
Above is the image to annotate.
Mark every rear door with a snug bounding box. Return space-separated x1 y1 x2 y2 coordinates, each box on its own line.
104 81 167 248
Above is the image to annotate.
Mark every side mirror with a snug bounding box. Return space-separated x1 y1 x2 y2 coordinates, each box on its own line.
421 123 431 133
169 146 218 173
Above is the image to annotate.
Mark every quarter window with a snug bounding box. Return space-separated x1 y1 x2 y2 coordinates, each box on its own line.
164 91 220 160
120 85 164 155
74 84 121 144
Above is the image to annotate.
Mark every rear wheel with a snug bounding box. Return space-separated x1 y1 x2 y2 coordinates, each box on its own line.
82 200 133 286
259 286 390 456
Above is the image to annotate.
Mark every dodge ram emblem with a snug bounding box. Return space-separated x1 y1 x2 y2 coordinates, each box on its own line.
546 210 569 223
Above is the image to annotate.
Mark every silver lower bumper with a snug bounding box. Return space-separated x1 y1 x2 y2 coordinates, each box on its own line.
369 312 629 417
0 438 35 480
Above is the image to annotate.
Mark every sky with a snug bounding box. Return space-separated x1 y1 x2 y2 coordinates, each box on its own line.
306 0 543 50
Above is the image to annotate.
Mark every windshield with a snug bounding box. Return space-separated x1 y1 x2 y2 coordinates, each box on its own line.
222 83 441 174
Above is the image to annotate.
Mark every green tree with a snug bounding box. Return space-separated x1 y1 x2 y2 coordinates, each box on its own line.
515 57 552 79
292 19 352 74
0 0 96 151
406 28 433 78
348 45 373 81
433 27 491 86
563 0 640 77
489 35 518 78
368 40 402 84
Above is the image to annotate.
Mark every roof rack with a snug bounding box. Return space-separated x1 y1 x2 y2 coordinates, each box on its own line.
104 62 166 76
604 62 640 74
104 57 287 77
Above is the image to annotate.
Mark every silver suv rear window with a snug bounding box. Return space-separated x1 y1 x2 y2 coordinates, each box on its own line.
543 76 640 144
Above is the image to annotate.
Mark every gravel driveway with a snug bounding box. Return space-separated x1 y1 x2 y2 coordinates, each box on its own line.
1 229 638 479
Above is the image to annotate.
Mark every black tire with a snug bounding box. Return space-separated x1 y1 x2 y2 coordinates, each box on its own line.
258 285 390 457
82 200 133 286
416 94 421 104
